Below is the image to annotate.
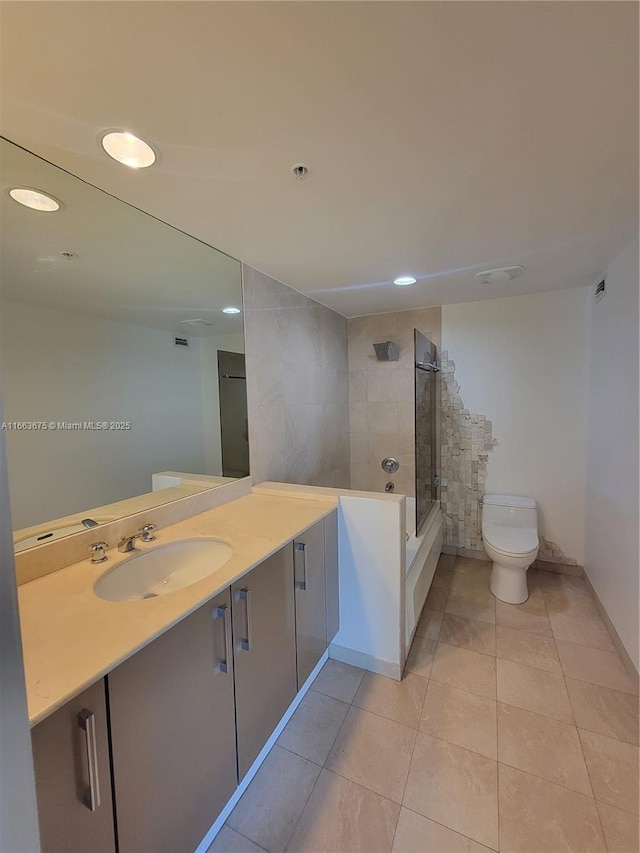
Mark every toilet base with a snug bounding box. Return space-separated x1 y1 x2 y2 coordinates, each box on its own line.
489 563 529 604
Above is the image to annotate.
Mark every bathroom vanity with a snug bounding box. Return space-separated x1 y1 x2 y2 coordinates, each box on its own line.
22 494 338 853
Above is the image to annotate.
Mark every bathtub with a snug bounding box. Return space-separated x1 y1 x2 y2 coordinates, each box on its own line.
405 497 443 649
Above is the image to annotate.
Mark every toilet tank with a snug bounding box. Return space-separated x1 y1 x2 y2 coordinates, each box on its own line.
482 494 538 529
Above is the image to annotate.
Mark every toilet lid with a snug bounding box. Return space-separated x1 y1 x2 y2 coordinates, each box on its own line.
483 524 538 556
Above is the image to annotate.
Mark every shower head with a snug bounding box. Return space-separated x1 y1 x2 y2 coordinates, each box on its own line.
373 341 399 362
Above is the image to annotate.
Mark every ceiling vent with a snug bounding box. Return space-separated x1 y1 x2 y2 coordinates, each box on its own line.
180 318 214 327
475 265 524 285
594 279 606 303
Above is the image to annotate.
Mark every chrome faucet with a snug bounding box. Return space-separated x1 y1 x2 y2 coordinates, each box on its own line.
118 523 158 553
89 541 109 563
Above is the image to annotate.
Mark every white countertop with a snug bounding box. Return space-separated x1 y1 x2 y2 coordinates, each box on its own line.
19 492 337 726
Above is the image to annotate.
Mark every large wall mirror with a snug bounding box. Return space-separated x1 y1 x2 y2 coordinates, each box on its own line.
0 138 248 552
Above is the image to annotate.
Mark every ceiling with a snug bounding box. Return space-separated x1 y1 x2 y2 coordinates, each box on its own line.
1 139 244 335
1 1 637 318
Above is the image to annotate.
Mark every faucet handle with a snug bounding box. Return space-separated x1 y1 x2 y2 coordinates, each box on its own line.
140 523 157 542
89 541 109 564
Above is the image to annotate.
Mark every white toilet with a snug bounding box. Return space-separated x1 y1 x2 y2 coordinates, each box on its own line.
481 494 539 604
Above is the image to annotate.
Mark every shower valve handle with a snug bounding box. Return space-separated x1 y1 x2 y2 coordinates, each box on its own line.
381 457 400 474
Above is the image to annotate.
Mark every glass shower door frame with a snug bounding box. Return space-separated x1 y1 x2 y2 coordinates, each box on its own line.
414 329 438 536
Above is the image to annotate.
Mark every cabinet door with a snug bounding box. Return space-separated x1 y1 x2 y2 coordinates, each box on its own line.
232 547 297 779
324 510 340 644
294 520 327 686
31 679 116 853
108 589 237 853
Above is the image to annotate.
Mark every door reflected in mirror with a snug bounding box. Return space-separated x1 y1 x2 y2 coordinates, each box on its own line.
0 138 248 551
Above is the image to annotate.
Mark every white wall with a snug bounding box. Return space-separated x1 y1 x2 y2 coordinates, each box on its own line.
585 239 639 670
332 494 405 678
1 301 208 529
442 287 590 564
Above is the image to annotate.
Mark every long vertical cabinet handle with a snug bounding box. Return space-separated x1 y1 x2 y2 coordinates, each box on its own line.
77 709 101 811
239 588 251 650
214 604 229 673
295 542 307 590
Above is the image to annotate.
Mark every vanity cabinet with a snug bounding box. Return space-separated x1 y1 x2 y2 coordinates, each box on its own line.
324 509 340 644
107 588 237 853
31 680 116 853
232 546 297 779
293 511 340 687
30 512 339 853
294 519 327 687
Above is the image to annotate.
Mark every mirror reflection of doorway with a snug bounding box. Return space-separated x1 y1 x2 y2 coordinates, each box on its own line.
217 351 250 477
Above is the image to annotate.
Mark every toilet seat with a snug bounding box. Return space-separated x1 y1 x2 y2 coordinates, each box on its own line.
482 524 538 557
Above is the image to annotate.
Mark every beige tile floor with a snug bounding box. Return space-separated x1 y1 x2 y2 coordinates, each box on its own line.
210 556 639 853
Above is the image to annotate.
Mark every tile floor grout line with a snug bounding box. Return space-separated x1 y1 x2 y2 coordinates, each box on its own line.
236 827 268 853
422 672 500 707
563 680 640 747
315 763 409 810
400 802 500 853
435 638 499 663
539 579 607 847
495 759 602 803
417 722 497 762
350 694 427 731
279 667 363 853
496 751 598 801
276 661 365 853
280 760 324 853
391 723 419 851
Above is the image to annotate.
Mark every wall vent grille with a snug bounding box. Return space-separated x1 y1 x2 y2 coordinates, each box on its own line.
174 336 189 347
595 279 606 303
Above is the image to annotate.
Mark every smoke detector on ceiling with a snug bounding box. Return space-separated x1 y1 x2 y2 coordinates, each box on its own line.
291 163 310 180
475 265 524 285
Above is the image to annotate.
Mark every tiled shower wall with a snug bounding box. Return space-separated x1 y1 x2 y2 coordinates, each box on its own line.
348 308 441 496
243 265 350 488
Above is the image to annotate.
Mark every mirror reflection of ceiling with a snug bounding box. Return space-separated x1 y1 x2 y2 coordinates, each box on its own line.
0 2 637 318
1 140 243 336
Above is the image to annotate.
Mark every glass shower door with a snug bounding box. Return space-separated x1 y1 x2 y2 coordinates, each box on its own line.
414 329 438 535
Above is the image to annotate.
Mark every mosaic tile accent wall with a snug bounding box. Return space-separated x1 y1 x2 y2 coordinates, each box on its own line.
440 350 498 551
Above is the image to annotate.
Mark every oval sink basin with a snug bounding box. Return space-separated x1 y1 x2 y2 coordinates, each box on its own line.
94 538 233 601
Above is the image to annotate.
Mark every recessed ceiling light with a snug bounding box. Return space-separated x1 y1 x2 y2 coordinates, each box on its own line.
393 276 417 286
475 265 524 285
221 306 241 315
8 187 61 212
100 130 157 168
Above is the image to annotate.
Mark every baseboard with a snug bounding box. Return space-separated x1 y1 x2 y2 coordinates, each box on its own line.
582 572 639 688
456 547 487 561
535 559 584 577
442 546 488 562
194 649 330 853
329 643 401 681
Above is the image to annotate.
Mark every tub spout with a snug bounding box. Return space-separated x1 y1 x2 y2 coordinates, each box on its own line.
385 482 394 492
